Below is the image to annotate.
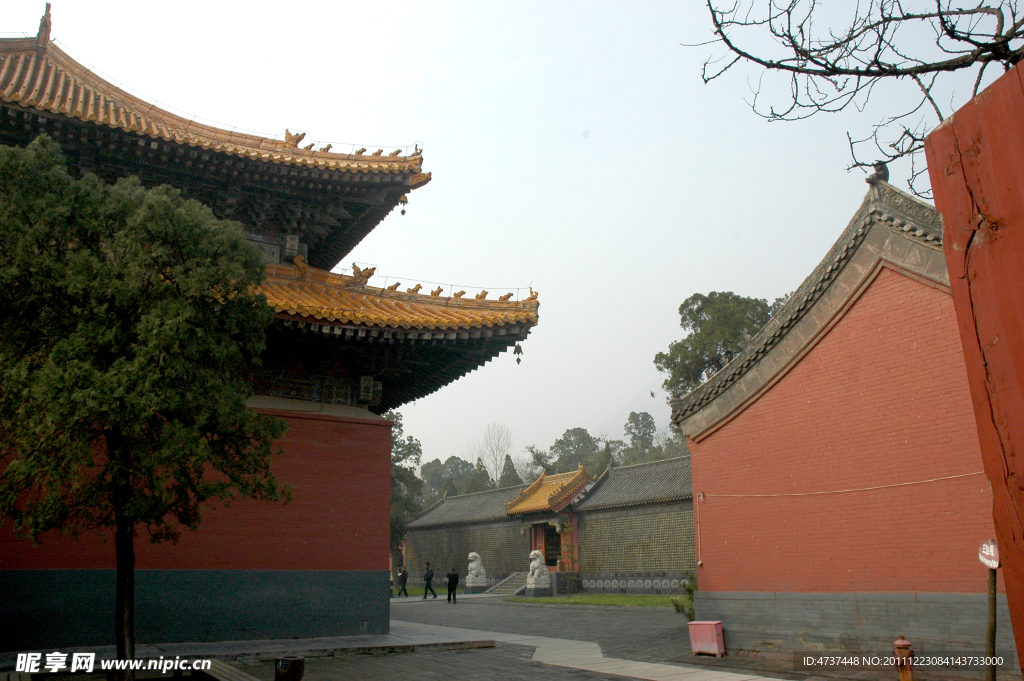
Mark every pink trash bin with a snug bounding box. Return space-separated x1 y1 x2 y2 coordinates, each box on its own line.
688 620 725 656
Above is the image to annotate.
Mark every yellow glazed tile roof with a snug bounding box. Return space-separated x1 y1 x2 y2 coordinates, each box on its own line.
504 465 593 515
0 14 429 184
259 258 539 332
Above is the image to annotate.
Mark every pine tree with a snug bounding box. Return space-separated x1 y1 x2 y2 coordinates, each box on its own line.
498 454 524 488
0 137 288 675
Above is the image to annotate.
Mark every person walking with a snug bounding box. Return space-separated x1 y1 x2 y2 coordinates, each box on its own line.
446 567 460 604
397 566 409 597
422 562 437 599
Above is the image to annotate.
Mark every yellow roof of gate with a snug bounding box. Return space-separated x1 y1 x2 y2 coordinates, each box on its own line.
258 259 539 332
504 465 593 515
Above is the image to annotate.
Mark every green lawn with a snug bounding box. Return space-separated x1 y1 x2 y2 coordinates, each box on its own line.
505 593 683 608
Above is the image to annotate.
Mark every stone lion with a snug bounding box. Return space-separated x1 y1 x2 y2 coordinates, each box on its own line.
526 549 550 588
466 552 487 586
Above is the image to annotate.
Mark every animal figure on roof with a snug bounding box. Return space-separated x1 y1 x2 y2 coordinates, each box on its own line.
525 287 539 301
387 282 401 291
866 161 889 185
372 149 384 156
284 130 306 148
350 263 376 286
407 284 422 294
453 290 466 299
355 148 366 155
431 286 444 297
390 149 403 156
499 293 514 302
476 290 489 300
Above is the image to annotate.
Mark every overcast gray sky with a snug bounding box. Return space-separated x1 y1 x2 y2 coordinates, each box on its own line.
9 1 974 469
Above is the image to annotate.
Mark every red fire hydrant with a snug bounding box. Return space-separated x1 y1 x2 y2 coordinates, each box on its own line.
894 636 914 681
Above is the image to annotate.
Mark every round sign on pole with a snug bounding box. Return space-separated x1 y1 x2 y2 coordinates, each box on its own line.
979 540 1000 569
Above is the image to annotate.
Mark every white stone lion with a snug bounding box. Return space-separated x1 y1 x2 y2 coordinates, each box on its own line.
526 549 551 588
466 552 487 586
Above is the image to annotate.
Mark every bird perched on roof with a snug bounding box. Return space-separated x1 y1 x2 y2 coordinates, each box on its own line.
389 149 403 156
476 290 489 300
866 161 889 185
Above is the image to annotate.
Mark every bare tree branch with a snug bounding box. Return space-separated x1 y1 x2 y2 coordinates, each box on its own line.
698 0 1024 196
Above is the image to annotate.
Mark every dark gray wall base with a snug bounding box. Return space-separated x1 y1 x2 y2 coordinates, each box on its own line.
0 569 388 652
582 571 693 594
696 591 1017 661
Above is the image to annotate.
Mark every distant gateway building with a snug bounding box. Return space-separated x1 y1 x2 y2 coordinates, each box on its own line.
405 457 695 593
0 8 538 650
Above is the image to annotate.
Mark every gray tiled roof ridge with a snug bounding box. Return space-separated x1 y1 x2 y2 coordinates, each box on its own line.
575 456 692 512
670 181 942 425
606 455 689 471
407 484 526 529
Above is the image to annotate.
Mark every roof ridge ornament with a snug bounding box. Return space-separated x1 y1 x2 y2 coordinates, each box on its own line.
36 3 51 51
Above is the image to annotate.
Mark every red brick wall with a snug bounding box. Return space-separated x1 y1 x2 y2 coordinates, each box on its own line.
0 410 392 572
691 266 994 594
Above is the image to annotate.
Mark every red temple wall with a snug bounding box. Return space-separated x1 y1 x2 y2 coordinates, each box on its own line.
690 266 995 594
0 410 392 572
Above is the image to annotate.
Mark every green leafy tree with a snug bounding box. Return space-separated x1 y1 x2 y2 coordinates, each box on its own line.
0 137 288 672
383 410 423 582
654 291 789 397
549 427 600 474
439 478 460 499
420 455 474 505
525 444 553 473
497 454 524 488
621 411 657 465
460 458 496 494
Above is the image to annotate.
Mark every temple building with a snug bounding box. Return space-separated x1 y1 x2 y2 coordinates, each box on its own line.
0 8 538 651
405 457 694 594
672 181 1015 658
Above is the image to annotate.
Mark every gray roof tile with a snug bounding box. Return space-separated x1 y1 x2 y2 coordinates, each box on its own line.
575 457 692 512
407 486 523 529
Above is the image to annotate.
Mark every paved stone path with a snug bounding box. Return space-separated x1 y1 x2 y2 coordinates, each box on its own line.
393 619 768 681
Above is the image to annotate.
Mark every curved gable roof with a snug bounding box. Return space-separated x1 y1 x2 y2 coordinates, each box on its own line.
671 182 946 440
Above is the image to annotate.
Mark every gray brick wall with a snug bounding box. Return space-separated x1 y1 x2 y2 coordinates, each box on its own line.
405 520 530 584
578 503 695 573
696 591 1018 663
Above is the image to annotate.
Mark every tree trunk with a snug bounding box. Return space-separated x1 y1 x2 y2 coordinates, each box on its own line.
114 505 135 681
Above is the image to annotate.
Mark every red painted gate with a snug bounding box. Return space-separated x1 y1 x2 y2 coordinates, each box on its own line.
925 63 1024 667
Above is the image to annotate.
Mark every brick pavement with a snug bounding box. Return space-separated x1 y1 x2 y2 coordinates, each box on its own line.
234 643 631 681
391 595 697 664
